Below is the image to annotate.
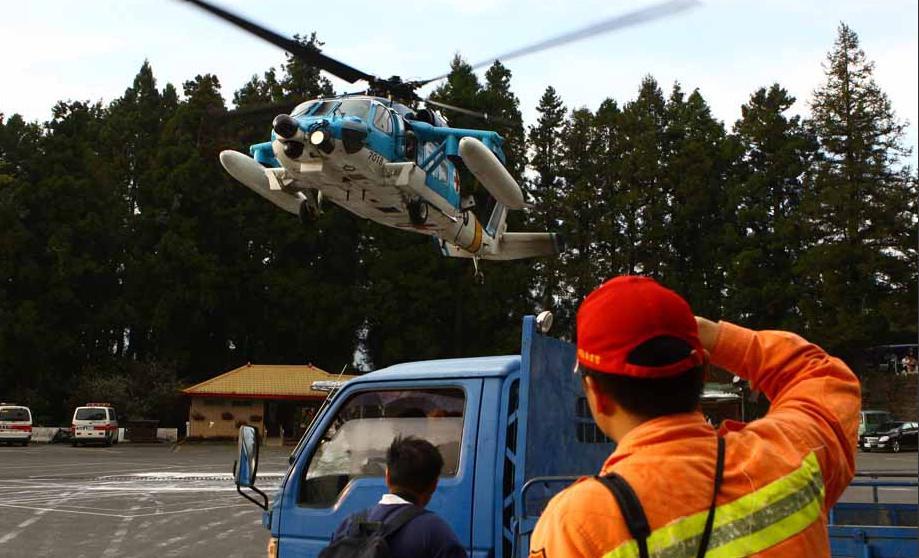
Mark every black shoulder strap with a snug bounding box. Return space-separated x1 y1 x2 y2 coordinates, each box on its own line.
379 505 425 538
349 510 371 536
696 436 726 558
595 474 651 558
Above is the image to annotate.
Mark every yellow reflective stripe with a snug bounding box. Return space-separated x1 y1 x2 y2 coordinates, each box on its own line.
602 540 639 558
708 452 823 529
600 452 824 558
707 494 823 558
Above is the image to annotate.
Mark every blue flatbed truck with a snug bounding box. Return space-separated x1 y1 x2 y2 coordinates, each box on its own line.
234 315 918 558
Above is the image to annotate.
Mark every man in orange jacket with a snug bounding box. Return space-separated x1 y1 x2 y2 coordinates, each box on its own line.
530 275 860 557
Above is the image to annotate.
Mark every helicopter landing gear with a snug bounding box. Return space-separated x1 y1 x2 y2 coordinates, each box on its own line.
407 199 428 226
472 257 484 284
299 196 320 225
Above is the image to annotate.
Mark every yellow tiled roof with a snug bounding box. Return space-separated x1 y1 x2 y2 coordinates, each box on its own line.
182 363 355 399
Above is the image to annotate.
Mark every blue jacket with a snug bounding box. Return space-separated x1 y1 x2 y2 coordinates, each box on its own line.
332 496 467 558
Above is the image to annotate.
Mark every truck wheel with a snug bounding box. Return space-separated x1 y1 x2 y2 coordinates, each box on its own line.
892 440 901 453
408 199 428 226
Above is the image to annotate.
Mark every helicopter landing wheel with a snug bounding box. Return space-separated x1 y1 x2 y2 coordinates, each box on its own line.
407 199 428 226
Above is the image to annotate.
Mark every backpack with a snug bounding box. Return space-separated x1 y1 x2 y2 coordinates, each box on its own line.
318 505 425 558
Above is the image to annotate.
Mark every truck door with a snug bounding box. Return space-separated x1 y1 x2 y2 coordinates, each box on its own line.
277 379 482 556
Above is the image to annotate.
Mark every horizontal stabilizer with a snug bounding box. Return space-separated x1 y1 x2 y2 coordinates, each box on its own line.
440 232 564 260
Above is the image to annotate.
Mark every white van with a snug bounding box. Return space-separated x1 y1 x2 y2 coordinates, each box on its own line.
0 404 33 446
71 403 119 446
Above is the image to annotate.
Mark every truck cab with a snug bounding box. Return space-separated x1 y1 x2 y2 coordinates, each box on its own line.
236 315 608 557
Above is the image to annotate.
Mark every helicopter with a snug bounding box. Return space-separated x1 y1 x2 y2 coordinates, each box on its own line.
182 0 697 280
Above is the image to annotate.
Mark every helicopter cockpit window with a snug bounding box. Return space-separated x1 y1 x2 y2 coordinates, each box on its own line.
311 101 337 116
290 100 318 117
372 106 393 134
335 99 371 121
298 387 465 507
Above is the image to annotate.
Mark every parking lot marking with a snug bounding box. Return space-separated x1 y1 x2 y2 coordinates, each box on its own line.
0 501 253 518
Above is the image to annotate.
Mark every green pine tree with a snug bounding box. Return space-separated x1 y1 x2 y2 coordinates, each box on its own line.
800 23 918 353
661 85 731 316
725 84 816 330
527 86 567 315
618 77 668 277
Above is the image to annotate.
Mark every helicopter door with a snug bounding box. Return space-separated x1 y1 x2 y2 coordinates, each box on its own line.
368 103 396 160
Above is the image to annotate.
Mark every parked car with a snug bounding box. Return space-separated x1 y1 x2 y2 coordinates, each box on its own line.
862 422 919 453
859 410 893 437
71 403 119 447
860 420 903 451
0 403 32 446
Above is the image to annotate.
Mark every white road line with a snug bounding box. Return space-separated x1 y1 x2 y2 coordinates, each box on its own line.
0 501 252 518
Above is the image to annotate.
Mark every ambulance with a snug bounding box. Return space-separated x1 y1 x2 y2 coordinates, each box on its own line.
71 403 119 446
0 403 32 446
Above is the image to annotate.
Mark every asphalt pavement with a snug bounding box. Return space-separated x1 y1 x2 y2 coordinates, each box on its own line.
0 443 915 557
0 442 289 558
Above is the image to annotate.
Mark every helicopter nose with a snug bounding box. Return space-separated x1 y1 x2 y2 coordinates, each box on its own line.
272 114 300 140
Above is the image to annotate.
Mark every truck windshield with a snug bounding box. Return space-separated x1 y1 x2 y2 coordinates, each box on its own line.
0 408 29 421
299 388 464 507
75 408 107 421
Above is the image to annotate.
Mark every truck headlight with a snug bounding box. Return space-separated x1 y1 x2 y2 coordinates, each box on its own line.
879 436 889 442
267 537 278 558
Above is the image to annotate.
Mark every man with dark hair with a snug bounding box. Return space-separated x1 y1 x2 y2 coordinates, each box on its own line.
326 435 466 558
530 275 859 557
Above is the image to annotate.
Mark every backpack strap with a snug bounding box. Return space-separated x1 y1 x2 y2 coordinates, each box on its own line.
379 505 426 538
696 436 726 558
595 473 651 558
349 510 376 536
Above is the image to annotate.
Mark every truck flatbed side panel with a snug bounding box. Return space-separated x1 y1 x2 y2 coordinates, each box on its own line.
508 316 616 557
522 316 613 482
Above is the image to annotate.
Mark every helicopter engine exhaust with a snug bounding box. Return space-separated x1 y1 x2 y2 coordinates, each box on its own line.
283 141 305 159
458 137 526 210
272 114 300 140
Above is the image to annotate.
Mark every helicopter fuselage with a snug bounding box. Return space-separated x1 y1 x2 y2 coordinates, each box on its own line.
220 94 561 262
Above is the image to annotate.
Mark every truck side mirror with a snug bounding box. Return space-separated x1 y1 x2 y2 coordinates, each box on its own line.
235 425 259 487
234 425 268 509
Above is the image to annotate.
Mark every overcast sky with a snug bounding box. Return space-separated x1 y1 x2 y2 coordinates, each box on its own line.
1 0 916 164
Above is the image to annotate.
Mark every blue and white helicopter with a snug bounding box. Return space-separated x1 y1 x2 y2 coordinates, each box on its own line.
184 0 696 278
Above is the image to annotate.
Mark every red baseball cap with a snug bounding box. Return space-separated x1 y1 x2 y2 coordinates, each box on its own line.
576 275 704 378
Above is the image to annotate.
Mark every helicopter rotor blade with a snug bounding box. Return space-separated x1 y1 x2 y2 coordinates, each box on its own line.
416 0 699 86
423 99 515 127
181 0 375 84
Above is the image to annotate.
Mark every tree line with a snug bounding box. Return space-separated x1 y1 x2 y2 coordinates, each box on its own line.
0 25 915 424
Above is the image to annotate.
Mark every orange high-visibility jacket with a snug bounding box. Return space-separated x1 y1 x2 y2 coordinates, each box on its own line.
529 321 860 558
